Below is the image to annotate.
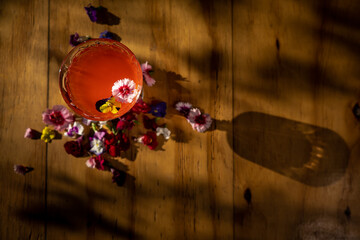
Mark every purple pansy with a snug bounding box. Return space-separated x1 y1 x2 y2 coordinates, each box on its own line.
85 5 98 22
150 102 167 118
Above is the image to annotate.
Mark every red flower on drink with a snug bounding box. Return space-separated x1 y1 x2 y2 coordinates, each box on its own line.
42 105 74 131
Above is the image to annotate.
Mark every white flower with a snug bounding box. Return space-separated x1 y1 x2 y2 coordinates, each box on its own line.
187 108 212 133
156 127 171 140
111 78 138 103
64 122 84 138
90 138 105 155
98 121 108 129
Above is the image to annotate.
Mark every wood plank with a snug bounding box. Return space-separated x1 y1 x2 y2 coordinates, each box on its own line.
0 0 49 239
233 0 360 239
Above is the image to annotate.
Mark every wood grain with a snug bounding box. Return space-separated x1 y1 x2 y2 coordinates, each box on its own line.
0 0 48 239
2 0 360 239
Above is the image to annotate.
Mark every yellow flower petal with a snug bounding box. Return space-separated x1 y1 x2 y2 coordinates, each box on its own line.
100 103 111 113
100 98 121 114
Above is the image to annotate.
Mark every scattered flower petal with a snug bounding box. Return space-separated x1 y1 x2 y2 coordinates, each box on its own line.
111 78 139 103
104 132 130 157
70 33 91 47
119 112 137 130
131 98 151 114
187 108 212 133
138 131 158 150
156 127 171 140
42 105 74 131
41 127 56 143
85 157 96 168
64 140 84 157
111 168 126 186
64 122 84 138
94 130 106 141
143 115 158 131
86 155 106 171
24 128 41 139
99 30 114 39
175 102 193 117
90 138 105 156
14 165 33 175
84 5 98 22
141 62 156 86
116 120 129 130
150 102 167 117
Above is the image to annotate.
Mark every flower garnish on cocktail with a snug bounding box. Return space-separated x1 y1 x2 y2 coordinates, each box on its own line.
99 96 122 114
112 78 139 103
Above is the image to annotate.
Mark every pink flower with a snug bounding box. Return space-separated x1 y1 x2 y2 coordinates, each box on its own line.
14 165 33 175
42 105 74 131
175 102 193 117
85 157 96 168
24 128 41 139
187 108 212 133
141 62 156 86
85 155 106 171
111 78 138 103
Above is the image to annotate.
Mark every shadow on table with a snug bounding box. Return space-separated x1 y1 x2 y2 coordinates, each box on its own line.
217 111 350 187
15 171 139 238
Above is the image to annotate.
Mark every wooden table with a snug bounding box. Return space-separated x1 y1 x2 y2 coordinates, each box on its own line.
2 0 360 239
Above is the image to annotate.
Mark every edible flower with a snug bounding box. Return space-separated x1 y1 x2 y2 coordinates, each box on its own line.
64 140 84 157
175 102 193 117
141 62 156 86
14 165 33 175
156 127 171 140
112 78 139 103
42 105 74 131
24 128 41 139
69 33 91 47
138 131 158 150
41 127 56 143
143 115 158 131
64 122 84 138
111 168 126 186
84 5 98 22
131 99 151 114
86 155 106 171
187 108 212 133
150 102 167 118
90 137 105 156
99 97 121 114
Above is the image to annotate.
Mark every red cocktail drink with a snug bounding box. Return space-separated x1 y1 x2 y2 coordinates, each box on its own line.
59 39 142 121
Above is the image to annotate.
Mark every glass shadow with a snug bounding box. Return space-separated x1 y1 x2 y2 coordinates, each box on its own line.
229 112 349 186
